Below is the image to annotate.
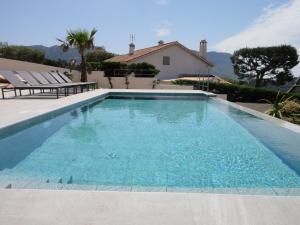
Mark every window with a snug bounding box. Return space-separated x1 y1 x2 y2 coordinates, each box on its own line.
163 56 170 65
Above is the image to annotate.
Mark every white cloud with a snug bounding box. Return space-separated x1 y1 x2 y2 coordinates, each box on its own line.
155 27 171 37
214 0 300 75
154 22 172 37
155 0 169 6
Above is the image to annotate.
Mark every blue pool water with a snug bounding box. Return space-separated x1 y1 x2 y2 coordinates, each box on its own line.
1 95 300 192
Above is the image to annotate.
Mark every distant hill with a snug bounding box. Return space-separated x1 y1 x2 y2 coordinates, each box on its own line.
191 50 236 80
29 45 81 62
29 45 237 80
207 52 236 80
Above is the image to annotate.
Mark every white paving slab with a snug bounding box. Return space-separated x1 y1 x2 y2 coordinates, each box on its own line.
0 189 299 225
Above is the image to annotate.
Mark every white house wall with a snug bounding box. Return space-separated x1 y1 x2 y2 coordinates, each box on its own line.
131 45 211 80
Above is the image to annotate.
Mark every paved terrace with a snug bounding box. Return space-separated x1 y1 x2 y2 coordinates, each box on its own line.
1 189 300 225
0 89 300 225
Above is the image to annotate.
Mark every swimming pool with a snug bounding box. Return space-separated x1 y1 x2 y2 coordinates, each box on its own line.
1 93 300 195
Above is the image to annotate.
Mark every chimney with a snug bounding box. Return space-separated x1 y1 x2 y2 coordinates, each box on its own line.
199 39 207 58
158 40 164 45
129 42 135 55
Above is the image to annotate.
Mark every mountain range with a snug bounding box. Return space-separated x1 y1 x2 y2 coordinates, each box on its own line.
206 52 236 79
28 45 236 80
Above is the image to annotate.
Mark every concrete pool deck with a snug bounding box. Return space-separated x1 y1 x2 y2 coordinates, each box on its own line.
0 189 300 225
0 89 300 225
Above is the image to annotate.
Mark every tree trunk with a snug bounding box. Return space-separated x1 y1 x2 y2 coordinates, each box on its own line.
80 54 87 82
255 75 262 87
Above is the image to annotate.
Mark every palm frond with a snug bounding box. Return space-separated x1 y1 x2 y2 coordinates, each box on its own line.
264 90 295 119
57 38 65 43
265 108 273 115
278 110 283 119
90 28 97 38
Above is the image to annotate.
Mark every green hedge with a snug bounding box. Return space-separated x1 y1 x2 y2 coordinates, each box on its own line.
89 61 160 77
101 62 129 77
128 62 159 77
172 79 300 102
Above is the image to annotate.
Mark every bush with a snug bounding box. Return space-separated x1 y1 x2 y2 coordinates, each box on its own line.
0 45 45 63
101 62 129 77
128 62 159 77
0 45 70 69
43 58 68 68
87 62 102 71
101 62 160 77
172 79 300 102
281 100 300 116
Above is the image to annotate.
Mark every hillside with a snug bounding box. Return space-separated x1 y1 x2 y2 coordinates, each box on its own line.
29 45 81 61
207 52 236 80
191 50 236 80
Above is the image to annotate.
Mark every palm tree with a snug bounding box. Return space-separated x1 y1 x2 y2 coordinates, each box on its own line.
58 28 97 82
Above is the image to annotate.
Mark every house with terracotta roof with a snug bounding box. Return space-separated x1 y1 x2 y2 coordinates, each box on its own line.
106 40 214 80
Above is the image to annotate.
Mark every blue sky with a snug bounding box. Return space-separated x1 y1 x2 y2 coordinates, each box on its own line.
0 0 299 73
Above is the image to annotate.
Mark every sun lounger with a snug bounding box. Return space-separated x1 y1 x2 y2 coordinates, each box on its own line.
49 72 66 83
56 72 73 83
49 72 97 92
16 70 65 95
29 71 77 88
37 71 96 95
30 71 53 85
16 70 41 86
40 72 60 84
0 70 68 99
32 71 96 93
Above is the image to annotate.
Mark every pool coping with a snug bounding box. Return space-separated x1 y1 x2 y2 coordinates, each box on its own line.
1 178 300 196
213 97 300 135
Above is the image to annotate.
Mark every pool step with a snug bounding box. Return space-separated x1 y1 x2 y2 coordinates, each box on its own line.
67 176 73 184
0 176 74 189
44 176 73 184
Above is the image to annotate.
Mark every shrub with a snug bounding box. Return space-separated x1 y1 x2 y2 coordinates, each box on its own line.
281 100 300 116
0 45 45 63
101 62 129 77
43 58 68 67
172 79 300 102
128 62 159 77
0 45 70 69
87 62 102 71
101 62 160 78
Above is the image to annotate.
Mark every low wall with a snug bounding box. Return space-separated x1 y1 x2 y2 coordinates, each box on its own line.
73 72 156 89
156 84 194 90
129 77 155 89
72 71 105 87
